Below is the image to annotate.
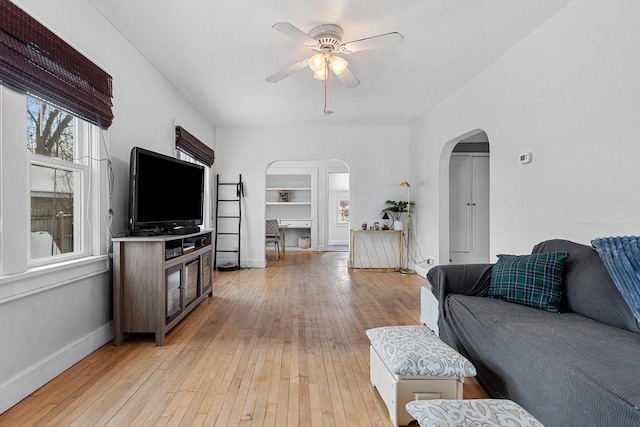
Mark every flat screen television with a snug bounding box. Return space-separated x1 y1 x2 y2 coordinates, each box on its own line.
129 146 204 234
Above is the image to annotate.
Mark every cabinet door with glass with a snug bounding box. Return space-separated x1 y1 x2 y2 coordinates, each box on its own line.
184 257 200 307
165 264 183 324
201 251 212 295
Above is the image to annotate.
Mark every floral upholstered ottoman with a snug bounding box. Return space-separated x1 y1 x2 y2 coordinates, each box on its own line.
365 325 477 427
405 399 545 427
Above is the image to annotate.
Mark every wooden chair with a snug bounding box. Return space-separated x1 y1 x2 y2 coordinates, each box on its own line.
265 219 281 260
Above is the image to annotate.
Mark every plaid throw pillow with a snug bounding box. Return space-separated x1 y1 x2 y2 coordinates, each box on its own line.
489 251 570 312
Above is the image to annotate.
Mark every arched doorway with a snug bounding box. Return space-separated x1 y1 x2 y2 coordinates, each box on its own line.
439 130 490 264
265 159 350 260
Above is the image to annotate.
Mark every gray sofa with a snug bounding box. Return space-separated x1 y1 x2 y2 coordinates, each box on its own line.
427 239 640 427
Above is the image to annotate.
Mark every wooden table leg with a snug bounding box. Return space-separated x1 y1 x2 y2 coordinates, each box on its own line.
280 227 286 259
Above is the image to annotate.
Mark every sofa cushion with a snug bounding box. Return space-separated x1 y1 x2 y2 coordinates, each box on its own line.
533 239 640 333
439 294 640 427
488 251 569 312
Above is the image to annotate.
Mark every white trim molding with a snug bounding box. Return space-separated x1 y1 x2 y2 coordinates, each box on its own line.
0 322 112 414
0 255 109 305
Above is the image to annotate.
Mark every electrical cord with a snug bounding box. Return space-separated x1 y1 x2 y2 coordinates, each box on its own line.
404 216 434 269
72 128 115 257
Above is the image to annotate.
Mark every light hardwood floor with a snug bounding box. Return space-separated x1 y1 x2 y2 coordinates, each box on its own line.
0 251 487 426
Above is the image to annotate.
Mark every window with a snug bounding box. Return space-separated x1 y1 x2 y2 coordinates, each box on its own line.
338 199 350 223
329 172 350 226
176 151 212 229
175 126 214 229
0 0 112 278
27 96 90 260
0 87 106 274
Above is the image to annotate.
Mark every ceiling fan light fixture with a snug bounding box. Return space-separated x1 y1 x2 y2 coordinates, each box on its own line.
309 53 326 73
268 22 403 90
329 55 348 75
313 66 327 80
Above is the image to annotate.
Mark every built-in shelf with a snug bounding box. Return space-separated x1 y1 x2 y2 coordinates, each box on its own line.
266 171 316 251
265 187 311 191
266 202 311 205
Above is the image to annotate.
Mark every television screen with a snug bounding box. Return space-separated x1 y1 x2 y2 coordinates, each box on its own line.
129 147 204 232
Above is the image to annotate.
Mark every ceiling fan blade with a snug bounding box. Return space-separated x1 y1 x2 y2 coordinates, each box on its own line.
340 32 404 53
335 67 360 89
272 22 318 48
266 58 310 83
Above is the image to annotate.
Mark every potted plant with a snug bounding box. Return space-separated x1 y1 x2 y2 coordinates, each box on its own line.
381 200 413 230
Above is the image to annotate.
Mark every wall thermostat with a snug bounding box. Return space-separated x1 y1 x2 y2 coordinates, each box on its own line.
519 152 532 164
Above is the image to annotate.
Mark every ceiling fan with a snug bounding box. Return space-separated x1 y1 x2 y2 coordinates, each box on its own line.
266 22 404 89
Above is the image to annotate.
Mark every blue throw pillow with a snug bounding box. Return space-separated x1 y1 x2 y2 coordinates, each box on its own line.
489 251 570 312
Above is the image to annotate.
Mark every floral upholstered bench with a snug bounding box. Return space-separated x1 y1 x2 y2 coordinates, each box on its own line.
405 399 545 427
365 325 477 427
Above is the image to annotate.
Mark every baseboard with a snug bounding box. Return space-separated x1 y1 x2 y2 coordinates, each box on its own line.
0 322 113 414
244 258 266 268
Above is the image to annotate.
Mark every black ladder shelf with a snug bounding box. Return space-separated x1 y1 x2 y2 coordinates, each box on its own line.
214 174 244 271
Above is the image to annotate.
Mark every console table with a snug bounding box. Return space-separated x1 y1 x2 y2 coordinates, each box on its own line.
112 229 213 346
349 229 403 270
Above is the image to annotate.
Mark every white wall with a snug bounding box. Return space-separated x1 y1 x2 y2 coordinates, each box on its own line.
216 126 410 267
0 0 215 413
7 0 638 413
411 0 640 274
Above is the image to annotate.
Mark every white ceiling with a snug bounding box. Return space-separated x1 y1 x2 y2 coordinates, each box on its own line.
88 0 572 128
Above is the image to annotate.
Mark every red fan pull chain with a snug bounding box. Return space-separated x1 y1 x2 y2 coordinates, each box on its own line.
323 71 328 115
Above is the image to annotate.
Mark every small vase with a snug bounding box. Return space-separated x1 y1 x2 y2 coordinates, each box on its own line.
393 220 403 231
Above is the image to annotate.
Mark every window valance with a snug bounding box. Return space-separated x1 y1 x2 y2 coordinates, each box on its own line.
0 0 113 128
175 126 215 167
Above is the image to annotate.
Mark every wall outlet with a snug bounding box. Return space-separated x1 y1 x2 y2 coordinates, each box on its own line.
426 257 435 265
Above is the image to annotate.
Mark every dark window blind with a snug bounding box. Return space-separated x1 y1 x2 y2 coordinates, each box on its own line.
175 126 215 167
0 0 113 128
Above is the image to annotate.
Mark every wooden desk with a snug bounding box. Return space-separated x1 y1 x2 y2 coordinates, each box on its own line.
349 229 403 270
277 219 313 257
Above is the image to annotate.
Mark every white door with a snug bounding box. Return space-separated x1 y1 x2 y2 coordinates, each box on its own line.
449 155 471 253
471 156 490 257
449 154 489 263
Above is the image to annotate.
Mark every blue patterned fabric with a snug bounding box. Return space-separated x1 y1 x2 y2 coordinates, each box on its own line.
488 251 569 312
592 236 640 323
